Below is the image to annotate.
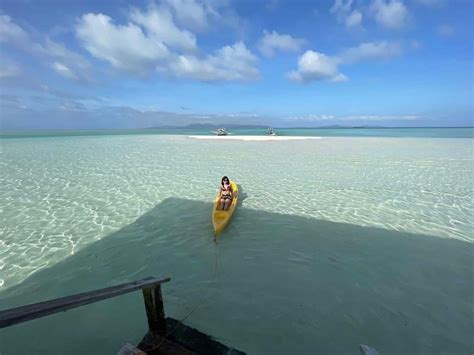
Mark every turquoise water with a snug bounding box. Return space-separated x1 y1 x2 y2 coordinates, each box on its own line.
0 134 473 354
1 127 473 139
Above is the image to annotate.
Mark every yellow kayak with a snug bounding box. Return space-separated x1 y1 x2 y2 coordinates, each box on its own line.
212 180 239 237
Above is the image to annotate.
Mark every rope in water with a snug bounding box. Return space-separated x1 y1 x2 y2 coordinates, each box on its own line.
142 241 220 353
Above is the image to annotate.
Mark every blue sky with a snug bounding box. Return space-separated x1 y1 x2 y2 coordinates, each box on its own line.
0 0 472 129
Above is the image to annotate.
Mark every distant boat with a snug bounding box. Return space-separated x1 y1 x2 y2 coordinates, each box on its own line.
211 128 230 136
266 127 277 136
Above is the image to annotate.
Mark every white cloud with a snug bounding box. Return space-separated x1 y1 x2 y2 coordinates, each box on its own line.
76 13 170 74
258 30 306 57
59 100 87 112
169 41 259 82
162 0 242 33
163 0 209 31
345 10 363 28
341 41 402 63
130 4 197 51
288 40 402 84
438 24 454 37
75 7 258 82
330 0 354 14
1 15 94 82
0 14 30 46
42 39 93 81
52 62 78 80
330 1 364 31
3 5 256 84
287 50 346 83
370 0 408 29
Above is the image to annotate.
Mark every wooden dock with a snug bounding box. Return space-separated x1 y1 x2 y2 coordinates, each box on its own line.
0 276 245 355
137 317 244 355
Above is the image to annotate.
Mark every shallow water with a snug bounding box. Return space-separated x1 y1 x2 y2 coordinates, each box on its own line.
0 135 473 354
1 127 473 139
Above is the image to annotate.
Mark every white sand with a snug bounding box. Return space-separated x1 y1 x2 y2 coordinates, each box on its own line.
188 135 323 141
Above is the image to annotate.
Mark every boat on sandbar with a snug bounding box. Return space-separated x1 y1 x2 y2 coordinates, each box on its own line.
211 128 230 136
265 127 277 136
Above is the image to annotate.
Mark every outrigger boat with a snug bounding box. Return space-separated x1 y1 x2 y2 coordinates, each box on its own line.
211 128 230 136
266 127 277 136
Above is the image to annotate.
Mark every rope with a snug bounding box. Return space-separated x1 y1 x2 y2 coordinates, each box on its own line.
142 242 220 353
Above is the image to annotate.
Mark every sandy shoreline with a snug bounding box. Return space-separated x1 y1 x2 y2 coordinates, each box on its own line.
188 135 323 141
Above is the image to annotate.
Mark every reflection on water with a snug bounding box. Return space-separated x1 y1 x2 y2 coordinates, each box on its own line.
0 198 472 354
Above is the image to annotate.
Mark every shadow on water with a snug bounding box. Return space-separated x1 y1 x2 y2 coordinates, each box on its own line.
0 198 472 355
237 183 248 203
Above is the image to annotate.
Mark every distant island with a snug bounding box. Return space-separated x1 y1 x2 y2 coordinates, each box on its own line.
146 123 270 129
145 123 389 129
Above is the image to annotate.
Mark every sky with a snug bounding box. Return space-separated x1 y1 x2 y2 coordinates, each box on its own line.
0 0 472 129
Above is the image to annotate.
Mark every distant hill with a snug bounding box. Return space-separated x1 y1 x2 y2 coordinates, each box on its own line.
146 123 270 129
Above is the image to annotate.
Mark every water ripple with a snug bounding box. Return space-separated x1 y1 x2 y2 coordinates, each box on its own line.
0 136 472 289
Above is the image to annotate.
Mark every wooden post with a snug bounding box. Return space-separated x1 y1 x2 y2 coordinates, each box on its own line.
142 285 166 335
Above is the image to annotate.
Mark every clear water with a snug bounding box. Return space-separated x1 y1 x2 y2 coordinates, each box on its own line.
1 127 473 139
0 134 473 354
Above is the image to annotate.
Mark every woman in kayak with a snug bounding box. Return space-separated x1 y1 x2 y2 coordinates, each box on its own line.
220 176 233 211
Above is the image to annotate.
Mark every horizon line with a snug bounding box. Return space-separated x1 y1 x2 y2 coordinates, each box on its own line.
1 126 474 132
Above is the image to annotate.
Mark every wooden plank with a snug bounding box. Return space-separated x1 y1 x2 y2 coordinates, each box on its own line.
165 317 246 355
142 285 166 334
138 330 194 355
0 276 170 328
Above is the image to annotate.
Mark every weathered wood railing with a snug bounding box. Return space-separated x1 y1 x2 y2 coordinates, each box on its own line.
0 275 170 334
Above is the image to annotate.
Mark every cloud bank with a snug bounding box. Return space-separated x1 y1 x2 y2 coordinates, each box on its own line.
74 4 259 82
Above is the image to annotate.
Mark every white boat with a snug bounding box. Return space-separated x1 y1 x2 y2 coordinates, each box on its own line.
266 127 277 136
211 128 230 136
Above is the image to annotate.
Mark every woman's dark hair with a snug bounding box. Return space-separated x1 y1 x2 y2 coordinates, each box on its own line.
221 176 230 186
